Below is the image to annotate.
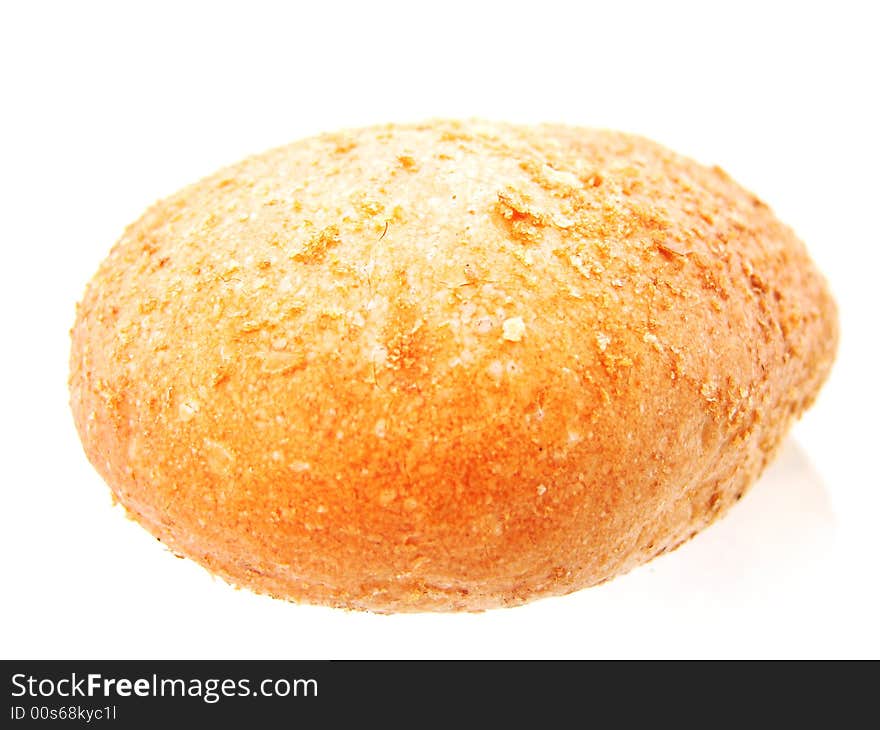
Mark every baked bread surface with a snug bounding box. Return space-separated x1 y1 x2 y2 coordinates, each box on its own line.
69 120 838 611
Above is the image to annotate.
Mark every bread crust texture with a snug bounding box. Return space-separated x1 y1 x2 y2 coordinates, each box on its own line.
69 120 838 612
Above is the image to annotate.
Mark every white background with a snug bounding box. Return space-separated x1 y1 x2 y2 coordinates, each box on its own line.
1 1 877 659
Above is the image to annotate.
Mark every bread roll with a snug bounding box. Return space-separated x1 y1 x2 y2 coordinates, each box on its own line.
69 120 837 612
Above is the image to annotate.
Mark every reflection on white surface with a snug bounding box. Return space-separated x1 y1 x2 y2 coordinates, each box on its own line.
608 437 835 599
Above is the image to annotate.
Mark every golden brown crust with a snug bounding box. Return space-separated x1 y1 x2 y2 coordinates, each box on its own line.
69 120 838 612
